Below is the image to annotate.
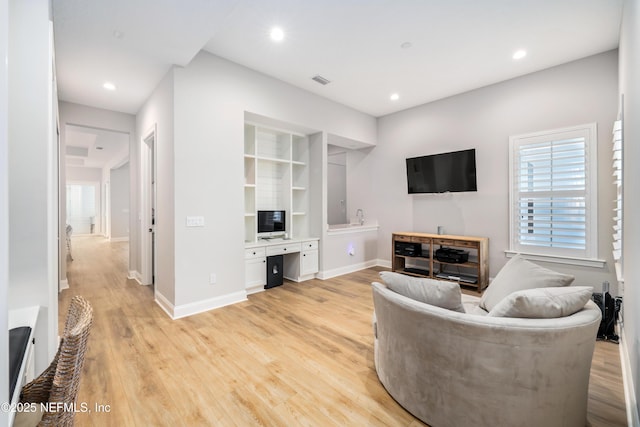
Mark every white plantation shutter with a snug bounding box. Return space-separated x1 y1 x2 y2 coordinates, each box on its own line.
509 124 597 259
612 120 623 279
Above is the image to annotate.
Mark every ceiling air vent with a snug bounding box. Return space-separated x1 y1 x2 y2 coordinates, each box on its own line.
312 75 331 85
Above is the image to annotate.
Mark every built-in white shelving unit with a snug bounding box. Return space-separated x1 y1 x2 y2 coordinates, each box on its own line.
244 123 310 242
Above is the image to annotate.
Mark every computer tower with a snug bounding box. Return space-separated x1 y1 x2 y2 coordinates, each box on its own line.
266 255 284 289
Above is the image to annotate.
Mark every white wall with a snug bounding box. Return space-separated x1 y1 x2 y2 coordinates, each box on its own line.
136 69 175 302
327 149 347 225
110 162 129 239
0 0 9 422
619 0 640 421
323 144 380 273
67 166 102 182
171 52 377 308
346 146 376 226
58 102 136 276
8 0 57 372
140 51 377 313
375 51 619 289
321 230 379 279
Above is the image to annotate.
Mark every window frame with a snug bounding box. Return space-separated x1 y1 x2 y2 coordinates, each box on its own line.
507 123 603 267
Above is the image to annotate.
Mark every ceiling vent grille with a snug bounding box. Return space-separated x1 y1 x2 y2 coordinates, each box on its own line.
312 75 331 85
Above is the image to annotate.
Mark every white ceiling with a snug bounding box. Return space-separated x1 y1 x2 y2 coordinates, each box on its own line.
53 0 624 117
65 125 129 169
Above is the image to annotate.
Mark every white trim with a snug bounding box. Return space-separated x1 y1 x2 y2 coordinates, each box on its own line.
47 21 60 364
140 125 156 286
0 0 9 422
615 262 625 284
376 259 392 269
155 291 248 320
109 236 129 242
127 270 143 285
154 291 175 318
504 250 606 268
508 123 598 260
326 224 379 236
246 284 265 295
317 259 378 280
619 322 640 427
59 279 69 292
284 273 314 283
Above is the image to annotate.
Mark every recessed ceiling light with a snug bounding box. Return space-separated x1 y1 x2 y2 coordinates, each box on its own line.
95 146 104 150
400 42 413 49
513 49 527 60
270 27 284 42
112 30 124 39
103 82 116 91
390 93 399 101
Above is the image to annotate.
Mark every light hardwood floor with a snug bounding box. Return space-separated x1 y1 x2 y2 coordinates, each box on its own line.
61 236 627 426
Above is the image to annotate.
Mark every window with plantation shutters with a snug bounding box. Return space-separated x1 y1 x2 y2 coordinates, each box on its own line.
509 124 597 261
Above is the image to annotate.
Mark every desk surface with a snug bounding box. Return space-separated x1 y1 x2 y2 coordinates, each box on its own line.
245 236 318 249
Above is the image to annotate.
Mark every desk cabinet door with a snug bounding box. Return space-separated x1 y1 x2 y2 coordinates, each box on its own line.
301 249 319 275
246 257 266 288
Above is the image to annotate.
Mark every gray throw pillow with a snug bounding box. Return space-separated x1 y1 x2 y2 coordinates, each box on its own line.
479 254 575 312
379 271 465 313
487 286 593 318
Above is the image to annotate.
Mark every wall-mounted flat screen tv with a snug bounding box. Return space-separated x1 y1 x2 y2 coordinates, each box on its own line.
257 210 286 237
406 148 477 194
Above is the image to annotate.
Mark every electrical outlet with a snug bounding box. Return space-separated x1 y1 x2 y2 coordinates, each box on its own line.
209 273 216 285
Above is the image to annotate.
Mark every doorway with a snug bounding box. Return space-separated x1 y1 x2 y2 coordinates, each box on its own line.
63 123 130 276
66 182 99 234
327 150 347 225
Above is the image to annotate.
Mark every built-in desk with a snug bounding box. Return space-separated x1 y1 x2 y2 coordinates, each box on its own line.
245 238 319 294
8 306 38 425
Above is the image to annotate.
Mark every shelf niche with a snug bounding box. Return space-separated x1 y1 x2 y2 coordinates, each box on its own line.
244 123 310 243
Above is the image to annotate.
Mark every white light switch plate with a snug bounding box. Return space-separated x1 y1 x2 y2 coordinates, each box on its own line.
186 216 205 227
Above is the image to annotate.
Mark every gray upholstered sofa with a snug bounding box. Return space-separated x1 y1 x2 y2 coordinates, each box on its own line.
372 269 602 427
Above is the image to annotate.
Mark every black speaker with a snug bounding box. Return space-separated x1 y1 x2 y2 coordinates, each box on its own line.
394 242 421 257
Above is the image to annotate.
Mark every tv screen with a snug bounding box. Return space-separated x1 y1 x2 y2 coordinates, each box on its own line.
406 149 477 194
257 210 286 235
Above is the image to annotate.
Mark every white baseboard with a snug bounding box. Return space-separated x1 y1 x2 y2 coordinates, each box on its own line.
317 259 379 280
619 322 640 427
109 236 129 243
246 285 265 295
154 291 176 319
128 271 143 285
59 279 69 292
376 259 392 269
155 290 248 320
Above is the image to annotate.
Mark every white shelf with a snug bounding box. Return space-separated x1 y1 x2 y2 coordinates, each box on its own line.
244 123 310 241
257 156 290 164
